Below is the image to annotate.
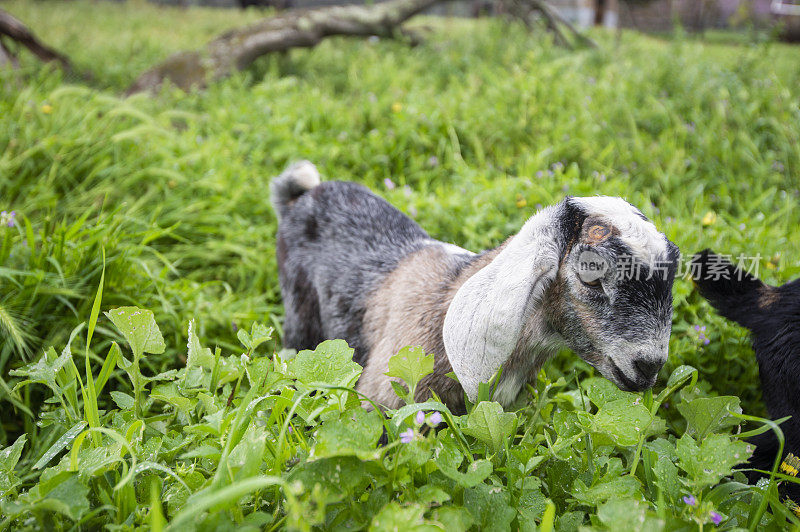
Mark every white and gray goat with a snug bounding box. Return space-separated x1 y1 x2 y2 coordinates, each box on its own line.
271 161 680 412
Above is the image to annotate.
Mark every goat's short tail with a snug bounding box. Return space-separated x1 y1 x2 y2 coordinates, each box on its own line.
270 161 321 219
690 248 767 330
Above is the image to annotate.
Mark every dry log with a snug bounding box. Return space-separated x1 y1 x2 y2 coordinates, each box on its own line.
129 0 442 94
0 9 73 70
129 0 596 94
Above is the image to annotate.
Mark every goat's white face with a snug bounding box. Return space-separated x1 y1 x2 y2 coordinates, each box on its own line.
444 196 679 402
546 199 680 391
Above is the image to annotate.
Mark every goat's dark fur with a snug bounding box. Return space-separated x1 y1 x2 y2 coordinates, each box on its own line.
692 249 800 496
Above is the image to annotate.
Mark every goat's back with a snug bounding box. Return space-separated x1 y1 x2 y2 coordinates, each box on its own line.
275 180 430 365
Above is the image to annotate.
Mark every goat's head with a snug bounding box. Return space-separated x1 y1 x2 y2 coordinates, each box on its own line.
545 197 680 392
443 196 680 401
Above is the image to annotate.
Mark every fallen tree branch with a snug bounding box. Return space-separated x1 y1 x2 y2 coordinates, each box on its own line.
0 9 73 71
129 0 442 94
129 0 596 94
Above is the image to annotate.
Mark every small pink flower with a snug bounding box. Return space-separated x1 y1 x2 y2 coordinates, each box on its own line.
414 410 425 425
399 428 415 444
383 177 396 190
428 412 442 427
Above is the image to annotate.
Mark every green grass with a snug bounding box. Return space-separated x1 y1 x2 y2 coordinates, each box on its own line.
1 0 800 529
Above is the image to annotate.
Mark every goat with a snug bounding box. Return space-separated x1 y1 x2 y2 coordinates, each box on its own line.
691 249 800 494
272 161 680 412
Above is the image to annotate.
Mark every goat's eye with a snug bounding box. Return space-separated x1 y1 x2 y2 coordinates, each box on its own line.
580 277 603 289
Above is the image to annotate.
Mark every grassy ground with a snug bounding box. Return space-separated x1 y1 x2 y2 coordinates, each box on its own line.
1 1 800 529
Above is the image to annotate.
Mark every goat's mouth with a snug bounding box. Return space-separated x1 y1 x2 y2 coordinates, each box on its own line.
609 361 654 392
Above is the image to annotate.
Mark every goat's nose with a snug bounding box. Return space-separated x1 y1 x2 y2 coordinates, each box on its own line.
634 358 662 379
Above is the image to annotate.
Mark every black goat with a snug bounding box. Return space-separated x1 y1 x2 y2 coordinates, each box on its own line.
692 249 800 495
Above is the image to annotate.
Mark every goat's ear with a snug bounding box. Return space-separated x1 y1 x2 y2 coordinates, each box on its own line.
442 208 565 402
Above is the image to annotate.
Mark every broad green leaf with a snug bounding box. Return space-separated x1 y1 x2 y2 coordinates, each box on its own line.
0 435 27 496
246 356 273 391
432 506 474 530
110 391 134 410
571 475 642 505
0 434 26 473
645 438 678 462
556 511 585 532
38 470 90 520
597 498 664 531
186 319 214 369
666 365 698 389
583 377 630 408
105 307 165 356
517 478 548 523
288 456 378 498
653 455 682 503
385 346 435 398
237 329 252 350
414 485 451 505
72 446 123 480
398 438 433 469
164 469 206 516
311 408 383 460
463 483 516 532
370 501 442 531
462 401 516 454
434 439 492 488
677 396 742 439
290 339 361 387
180 445 222 461
152 382 196 413
592 396 653 447
249 322 272 351
10 346 70 396
391 380 411 403
146 369 178 383
550 410 590 458
676 434 752 489
655 365 698 406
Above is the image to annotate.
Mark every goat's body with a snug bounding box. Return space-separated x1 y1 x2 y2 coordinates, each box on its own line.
274 177 557 410
275 178 480 409
276 180 432 362
693 250 800 495
273 162 678 411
